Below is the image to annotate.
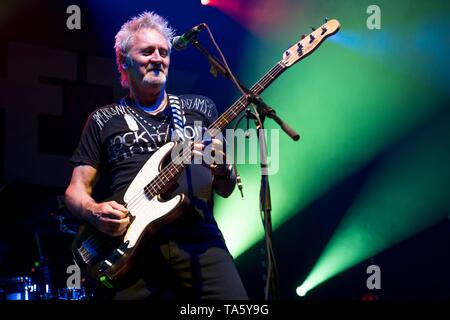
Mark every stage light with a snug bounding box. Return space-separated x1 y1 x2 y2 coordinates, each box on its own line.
296 286 307 297
296 107 450 295
201 0 210 6
215 0 450 273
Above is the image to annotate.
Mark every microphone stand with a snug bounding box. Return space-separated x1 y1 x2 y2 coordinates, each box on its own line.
191 38 300 300
246 95 280 300
34 231 53 299
191 39 249 91
191 39 300 141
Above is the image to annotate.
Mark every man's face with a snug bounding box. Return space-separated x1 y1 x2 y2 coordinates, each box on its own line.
125 28 170 89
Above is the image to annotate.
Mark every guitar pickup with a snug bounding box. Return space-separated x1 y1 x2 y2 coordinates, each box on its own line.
115 248 125 256
98 260 112 274
98 241 130 274
119 240 130 250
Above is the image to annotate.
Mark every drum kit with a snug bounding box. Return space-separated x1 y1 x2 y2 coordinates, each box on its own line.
0 197 94 301
0 276 92 300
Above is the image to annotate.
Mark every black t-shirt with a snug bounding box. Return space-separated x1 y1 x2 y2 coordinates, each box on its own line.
71 94 224 240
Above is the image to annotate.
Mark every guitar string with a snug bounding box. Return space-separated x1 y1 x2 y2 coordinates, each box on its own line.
81 63 284 250
122 63 284 217
134 31 331 199
81 113 172 248
82 63 285 249
123 63 284 216
156 63 282 187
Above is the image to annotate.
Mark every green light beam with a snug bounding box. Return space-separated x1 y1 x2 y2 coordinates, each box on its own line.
298 110 450 296
214 0 450 258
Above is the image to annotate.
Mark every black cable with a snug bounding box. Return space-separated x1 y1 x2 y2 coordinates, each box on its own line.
200 25 280 300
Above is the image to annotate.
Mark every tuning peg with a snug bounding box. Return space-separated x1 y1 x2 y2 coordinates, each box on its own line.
296 43 303 55
321 26 328 35
324 17 328 23
301 34 306 40
311 27 316 31
309 34 316 43
284 43 293 56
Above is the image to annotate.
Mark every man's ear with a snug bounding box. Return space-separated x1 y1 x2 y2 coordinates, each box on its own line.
121 56 130 70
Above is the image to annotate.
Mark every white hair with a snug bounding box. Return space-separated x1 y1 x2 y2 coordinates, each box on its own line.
114 11 175 88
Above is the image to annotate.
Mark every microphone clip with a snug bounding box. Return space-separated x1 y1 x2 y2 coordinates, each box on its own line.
172 23 207 51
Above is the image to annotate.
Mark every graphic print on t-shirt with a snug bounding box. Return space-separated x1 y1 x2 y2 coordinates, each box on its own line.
180 95 217 121
104 108 171 165
124 113 139 131
71 94 221 200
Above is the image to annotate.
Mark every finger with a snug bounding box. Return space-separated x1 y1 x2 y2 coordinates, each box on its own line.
118 217 130 233
109 201 128 212
102 208 129 220
106 217 129 234
193 143 204 151
211 138 223 149
97 220 123 237
192 150 203 158
101 217 129 229
212 149 226 163
115 218 130 236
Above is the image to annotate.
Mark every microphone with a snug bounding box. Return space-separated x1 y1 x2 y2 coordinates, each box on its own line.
172 23 206 51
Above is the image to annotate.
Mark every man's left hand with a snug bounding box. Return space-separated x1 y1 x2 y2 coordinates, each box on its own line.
193 138 229 177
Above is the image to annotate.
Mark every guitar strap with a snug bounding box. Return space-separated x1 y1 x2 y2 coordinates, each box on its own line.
168 94 186 141
168 94 206 214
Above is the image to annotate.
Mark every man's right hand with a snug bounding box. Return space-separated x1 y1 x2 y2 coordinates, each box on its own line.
85 201 130 237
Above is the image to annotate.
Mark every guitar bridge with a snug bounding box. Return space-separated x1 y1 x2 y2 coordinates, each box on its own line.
78 240 98 264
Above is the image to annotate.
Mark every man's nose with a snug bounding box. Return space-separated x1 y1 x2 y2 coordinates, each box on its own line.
149 49 163 62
